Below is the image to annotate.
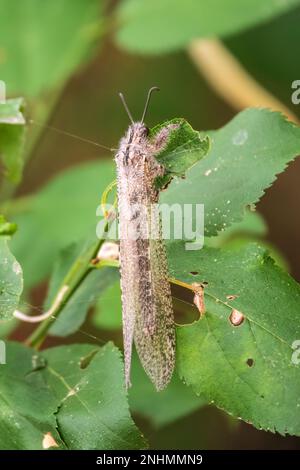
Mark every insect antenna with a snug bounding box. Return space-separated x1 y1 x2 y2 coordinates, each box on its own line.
118 92 135 125
29 120 115 152
141 86 160 123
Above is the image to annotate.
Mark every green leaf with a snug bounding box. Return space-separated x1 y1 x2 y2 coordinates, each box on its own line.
0 219 23 320
0 98 26 183
205 210 267 249
129 352 205 428
0 341 146 449
45 242 119 337
93 278 122 330
10 160 114 287
0 341 63 449
151 118 210 188
204 209 291 269
0 98 25 123
203 210 291 269
170 242 300 435
42 343 146 449
0 317 18 337
0 0 104 96
161 109 300 237
116 0 300 54
0 214 17 236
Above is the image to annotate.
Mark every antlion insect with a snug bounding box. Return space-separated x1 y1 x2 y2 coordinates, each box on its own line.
15 88 178 391
116 87 176 391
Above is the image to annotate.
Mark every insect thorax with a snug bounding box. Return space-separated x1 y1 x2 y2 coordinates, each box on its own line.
116 122 149 165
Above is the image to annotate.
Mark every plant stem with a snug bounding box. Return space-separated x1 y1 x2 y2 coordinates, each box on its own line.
169 277 196 292
188 38 299 123
25 181 117 349
26 237 103 349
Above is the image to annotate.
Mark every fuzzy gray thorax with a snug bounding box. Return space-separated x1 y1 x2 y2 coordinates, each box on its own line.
117 122 150 166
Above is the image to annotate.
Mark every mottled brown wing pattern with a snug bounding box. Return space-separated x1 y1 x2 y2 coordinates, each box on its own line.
116 121 175 391
134 220 175 391
119 238 140 388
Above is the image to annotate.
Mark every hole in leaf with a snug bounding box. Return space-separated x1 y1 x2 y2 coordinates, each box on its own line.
226 294 238 301
246 358 254 367
190 271 199 276
172 284 198 325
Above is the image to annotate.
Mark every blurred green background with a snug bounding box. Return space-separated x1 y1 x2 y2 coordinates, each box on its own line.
1 0 300 449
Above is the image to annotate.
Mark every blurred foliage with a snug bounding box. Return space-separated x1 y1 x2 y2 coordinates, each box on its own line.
225 6 300 108
93 278 122 330
0 214 17 236
116 0 300 53
129 352 206 429
0 98 25 183
0 0 104 97
10 161 114 286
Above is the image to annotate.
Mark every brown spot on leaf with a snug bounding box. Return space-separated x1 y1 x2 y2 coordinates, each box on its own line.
229 308 245 326
246 358 254 367
226 294 238 301
42 432 59 449
190 271 199 276
192 283 206 317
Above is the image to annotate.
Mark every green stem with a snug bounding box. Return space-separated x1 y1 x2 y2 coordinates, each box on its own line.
26 180 116 349
26 237 104 349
